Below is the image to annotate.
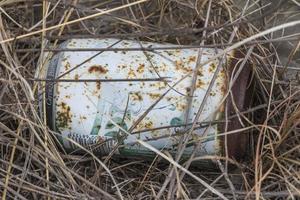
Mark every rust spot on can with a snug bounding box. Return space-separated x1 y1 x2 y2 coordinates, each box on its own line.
132 92 143 101
56 102 72 128
220 84 227 95
137 64 145 73
188 56 196 63
128 69 136 78
65 61 71 70
148 93 161 100
175 60 193 73
144 121 153 129
166 97 172 101
74 74 79 80
136 118 154 130
160 63 167 72
210 91 216 96
165 50 175 56
96 82 101 90
136 122 144 130
209 63 217 73
176 103 186 111
79 115 87 120
218 69 226 79
186 87 191 93
88 65 108 74
196 79 205 88
155 81 167 90
197 68 204 76
118 65 127 69
175 60 183 70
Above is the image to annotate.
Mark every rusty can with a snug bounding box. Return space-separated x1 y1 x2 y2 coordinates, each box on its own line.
36 38 250 160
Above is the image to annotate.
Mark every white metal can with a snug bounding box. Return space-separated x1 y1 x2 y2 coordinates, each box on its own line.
37 38 240 158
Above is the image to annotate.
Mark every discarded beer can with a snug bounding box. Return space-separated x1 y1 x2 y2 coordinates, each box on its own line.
36 38 250 160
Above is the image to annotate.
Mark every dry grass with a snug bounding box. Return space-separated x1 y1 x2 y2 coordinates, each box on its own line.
0 0 299 199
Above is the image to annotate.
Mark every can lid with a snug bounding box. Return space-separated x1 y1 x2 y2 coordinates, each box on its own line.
220 50 252 161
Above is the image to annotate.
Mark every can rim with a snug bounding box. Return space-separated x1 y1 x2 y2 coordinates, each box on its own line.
219 50 251 161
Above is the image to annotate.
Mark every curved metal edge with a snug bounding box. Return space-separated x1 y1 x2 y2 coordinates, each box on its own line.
44 41 69 147
219 50 252 161
45 40 70 131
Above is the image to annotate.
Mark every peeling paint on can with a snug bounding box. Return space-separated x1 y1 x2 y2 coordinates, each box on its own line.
36 38 250 160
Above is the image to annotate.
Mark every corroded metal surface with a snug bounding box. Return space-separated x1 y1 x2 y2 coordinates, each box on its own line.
219 50 251 161
37 38 247 158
